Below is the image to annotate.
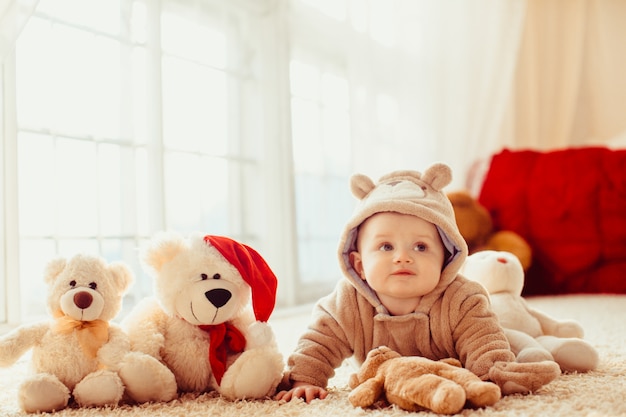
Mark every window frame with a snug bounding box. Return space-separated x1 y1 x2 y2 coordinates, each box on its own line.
1 57 21 326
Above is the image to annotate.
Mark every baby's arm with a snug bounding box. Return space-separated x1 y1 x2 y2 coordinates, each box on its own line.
275 381 328 403
451 286 516 378
276 286 357 402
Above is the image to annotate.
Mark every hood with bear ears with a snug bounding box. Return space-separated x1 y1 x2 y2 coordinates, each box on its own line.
337 163 468 315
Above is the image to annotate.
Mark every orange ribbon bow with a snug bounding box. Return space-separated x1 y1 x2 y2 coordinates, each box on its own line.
52 310 110 359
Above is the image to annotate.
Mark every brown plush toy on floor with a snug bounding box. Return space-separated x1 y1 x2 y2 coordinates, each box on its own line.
348 346 501 415
448 190 532 271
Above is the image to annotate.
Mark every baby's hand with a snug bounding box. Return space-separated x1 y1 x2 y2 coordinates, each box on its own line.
275 382 328 403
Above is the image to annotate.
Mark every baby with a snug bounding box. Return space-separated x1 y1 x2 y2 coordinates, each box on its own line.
276 164 560 402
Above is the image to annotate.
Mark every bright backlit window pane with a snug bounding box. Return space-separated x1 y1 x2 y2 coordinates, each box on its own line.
298 0 347 21
322 72 349 110
16 20 122 138
56 139 99 236
161 11 227 68
98 144 122 236
162 57 228 155
291 98 323 174
370 0 396 47
37 0 121 35
17 133 56 236
290 60 320 101
19 239 56 318
164 152 229 235
290 58 352 284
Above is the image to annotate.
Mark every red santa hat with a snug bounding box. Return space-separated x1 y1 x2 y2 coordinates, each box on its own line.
203 235 277 322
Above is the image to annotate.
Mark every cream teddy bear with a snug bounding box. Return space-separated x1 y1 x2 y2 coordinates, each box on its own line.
0 254 175 413
122 232 284 400
461 250 599 373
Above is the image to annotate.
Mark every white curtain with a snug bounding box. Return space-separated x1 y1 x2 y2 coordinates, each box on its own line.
346 0 527 190
0 0 39 62
507 0 626 150
422 0 527 189
352 0 626 189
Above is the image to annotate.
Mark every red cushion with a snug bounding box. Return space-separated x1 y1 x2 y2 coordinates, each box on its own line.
478 147 626 295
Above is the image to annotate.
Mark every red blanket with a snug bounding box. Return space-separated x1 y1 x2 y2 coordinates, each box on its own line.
478 147 626 295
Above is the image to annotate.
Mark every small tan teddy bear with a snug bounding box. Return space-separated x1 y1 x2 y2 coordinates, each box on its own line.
448 190 532 271
0 254 175 413
461 250 599 373
122 232 284 400
349 346 501 415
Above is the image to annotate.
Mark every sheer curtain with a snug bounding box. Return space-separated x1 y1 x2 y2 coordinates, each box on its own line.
506 0 626 150
422 0 527 188
345 0 527 190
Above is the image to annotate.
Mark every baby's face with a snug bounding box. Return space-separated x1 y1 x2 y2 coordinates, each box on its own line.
351 212 445 315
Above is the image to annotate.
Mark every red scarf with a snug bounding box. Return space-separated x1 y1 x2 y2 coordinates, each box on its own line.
199 323 246 385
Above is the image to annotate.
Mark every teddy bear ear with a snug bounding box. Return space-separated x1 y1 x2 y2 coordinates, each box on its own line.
142 232 187 272
43 257 67 285
350 174 376 199
421 163 452 191
108 261 134 294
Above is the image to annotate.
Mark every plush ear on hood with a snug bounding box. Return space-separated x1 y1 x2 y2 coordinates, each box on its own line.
350 174 376 200
421 163 452 191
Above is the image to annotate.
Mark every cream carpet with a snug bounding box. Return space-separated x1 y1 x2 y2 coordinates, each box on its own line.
1 295 625 417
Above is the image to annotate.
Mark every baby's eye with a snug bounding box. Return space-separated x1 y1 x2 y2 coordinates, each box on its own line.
414 243 427 252
379 243 394 251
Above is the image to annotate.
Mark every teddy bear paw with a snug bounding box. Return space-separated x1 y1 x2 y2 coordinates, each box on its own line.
428 380 467 414
517 347 554 363
73 369 124 407
219 348 284 399
550 339 600 373
18 373 70 413
119 351 178 403
464 380 501 408
552 320 584 338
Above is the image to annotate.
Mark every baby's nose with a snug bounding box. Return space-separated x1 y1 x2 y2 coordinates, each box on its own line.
394 248 413 263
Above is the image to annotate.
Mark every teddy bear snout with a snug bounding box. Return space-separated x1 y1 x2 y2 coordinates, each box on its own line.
205 288 232 308
60 288 106 322
73 291 93 309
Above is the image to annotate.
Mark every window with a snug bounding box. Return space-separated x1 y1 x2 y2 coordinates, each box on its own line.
289 58 353 301
1 0 434 326
3 0 296 323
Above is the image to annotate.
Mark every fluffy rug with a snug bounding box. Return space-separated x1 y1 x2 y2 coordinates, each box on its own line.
1 295 625 417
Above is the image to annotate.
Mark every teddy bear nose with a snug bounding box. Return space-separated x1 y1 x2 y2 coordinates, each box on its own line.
74 291 93 309
205 289 232 308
